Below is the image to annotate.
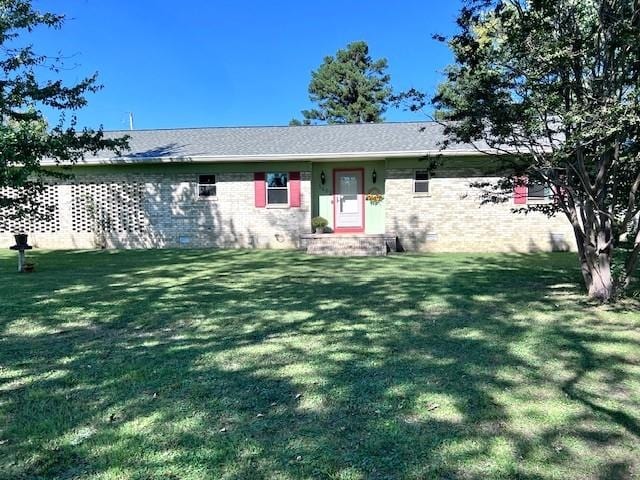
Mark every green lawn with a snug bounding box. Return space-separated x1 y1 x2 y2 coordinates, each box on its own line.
0 249 638 480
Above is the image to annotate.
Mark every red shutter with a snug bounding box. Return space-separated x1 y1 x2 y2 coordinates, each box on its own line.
289 171 301 207
514 177 528 204
254 172 266 207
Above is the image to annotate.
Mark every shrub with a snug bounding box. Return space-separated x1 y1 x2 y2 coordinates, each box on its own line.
311 216 328 231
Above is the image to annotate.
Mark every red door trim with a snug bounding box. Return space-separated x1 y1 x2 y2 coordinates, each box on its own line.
333 168 365 233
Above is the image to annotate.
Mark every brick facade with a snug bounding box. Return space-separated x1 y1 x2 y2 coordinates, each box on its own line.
385 168 576 252
1 163 577 253
0 170 312 249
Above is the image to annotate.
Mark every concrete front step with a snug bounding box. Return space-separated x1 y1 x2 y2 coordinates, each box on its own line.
300 233 398 256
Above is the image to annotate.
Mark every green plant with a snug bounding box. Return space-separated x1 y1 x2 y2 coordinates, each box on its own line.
311 216 328 231
290 41 392 125
365 192 384 205
0 249 637 478
419 0 640 301
0 1 127 226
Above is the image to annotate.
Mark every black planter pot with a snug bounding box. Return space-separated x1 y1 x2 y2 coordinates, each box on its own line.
14 234 28 247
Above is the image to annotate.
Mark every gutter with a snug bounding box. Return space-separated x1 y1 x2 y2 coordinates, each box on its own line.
40 149 501 167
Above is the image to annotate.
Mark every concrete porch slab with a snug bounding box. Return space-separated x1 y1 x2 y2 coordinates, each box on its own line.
299 233 398 256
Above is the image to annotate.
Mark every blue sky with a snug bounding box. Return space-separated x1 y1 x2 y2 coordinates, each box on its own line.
30 1 462 130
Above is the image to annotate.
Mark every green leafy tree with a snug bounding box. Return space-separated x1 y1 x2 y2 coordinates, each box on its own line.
425 0 640 301
0 0 128 229
291 41 392 125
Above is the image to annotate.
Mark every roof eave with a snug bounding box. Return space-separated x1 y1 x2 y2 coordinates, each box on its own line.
41 149 492 166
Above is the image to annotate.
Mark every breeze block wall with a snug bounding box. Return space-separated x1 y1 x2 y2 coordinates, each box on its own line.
0 165 312 250
384 167 577 253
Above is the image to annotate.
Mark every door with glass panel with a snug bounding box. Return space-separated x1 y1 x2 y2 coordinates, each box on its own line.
334 169 364 232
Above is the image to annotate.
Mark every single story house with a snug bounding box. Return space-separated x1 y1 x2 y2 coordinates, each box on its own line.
0 122 575 254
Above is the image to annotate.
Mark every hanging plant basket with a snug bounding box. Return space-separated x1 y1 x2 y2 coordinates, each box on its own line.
366 188 384 205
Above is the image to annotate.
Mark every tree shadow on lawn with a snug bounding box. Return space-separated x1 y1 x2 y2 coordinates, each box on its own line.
0 250 638 479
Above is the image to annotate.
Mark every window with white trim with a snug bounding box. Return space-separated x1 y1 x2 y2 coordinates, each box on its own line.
266 172 289 205
198 175 216 198
414 170 430 194
527 180 548 199
528 169 564 200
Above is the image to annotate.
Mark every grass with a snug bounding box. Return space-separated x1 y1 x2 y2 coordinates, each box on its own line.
0 249 638 480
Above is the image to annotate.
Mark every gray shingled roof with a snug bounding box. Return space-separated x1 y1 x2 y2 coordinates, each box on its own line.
80 122 482 164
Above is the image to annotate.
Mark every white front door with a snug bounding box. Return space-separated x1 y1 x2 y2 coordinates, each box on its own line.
334 170 364 232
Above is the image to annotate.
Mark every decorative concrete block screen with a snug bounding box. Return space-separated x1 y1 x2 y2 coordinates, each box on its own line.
0 185 61 233
71 182 145 233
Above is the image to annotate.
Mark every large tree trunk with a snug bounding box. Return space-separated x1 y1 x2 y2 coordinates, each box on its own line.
585 250 614 301
623 229 640 290
573 223 615 302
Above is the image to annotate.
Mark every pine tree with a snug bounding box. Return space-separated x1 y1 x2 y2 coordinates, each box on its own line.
291 41 392 125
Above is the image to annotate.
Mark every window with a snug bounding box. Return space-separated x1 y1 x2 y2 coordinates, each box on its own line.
198 175 216 198
266 172 288 205
414 170 430 194
527 180 548 199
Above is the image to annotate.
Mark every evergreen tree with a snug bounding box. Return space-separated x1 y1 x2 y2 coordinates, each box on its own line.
291 41 392 125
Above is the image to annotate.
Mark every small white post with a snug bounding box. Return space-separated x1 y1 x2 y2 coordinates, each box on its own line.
17 249 25 273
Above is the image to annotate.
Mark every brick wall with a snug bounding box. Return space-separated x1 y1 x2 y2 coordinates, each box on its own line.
1 164 577 253
384 168 576 252
0 170 312 249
